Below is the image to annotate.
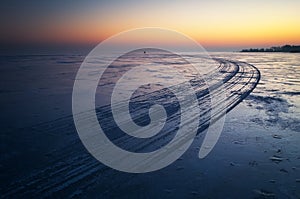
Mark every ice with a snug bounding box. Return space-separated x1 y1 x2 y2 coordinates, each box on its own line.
1 52 300 198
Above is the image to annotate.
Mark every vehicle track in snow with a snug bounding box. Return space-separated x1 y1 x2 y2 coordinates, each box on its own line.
1 58 260 198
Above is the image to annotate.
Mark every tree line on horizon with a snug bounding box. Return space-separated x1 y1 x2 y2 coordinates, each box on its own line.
240 45 300 53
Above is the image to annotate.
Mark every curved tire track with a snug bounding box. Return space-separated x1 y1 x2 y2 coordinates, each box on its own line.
1 58 260 198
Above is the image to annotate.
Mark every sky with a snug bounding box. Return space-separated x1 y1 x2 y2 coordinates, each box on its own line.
1 0 299 51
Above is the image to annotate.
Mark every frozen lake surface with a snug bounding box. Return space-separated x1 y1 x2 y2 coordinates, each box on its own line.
0 52 299 198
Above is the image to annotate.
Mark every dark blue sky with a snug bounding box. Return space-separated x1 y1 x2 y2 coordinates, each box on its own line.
1 0 299 51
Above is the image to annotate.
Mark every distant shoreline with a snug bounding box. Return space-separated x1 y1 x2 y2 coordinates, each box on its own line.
240 45 300 53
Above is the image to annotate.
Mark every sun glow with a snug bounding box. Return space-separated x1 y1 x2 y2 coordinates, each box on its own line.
1 0 299 50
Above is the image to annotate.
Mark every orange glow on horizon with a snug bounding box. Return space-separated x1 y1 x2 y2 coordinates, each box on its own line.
2 0 299 49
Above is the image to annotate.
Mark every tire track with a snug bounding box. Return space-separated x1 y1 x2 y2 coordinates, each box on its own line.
1 58 260 198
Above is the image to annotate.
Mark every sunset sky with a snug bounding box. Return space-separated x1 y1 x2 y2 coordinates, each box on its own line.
1 0 299 51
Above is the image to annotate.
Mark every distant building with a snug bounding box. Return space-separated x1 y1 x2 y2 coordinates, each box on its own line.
240 45 300 53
